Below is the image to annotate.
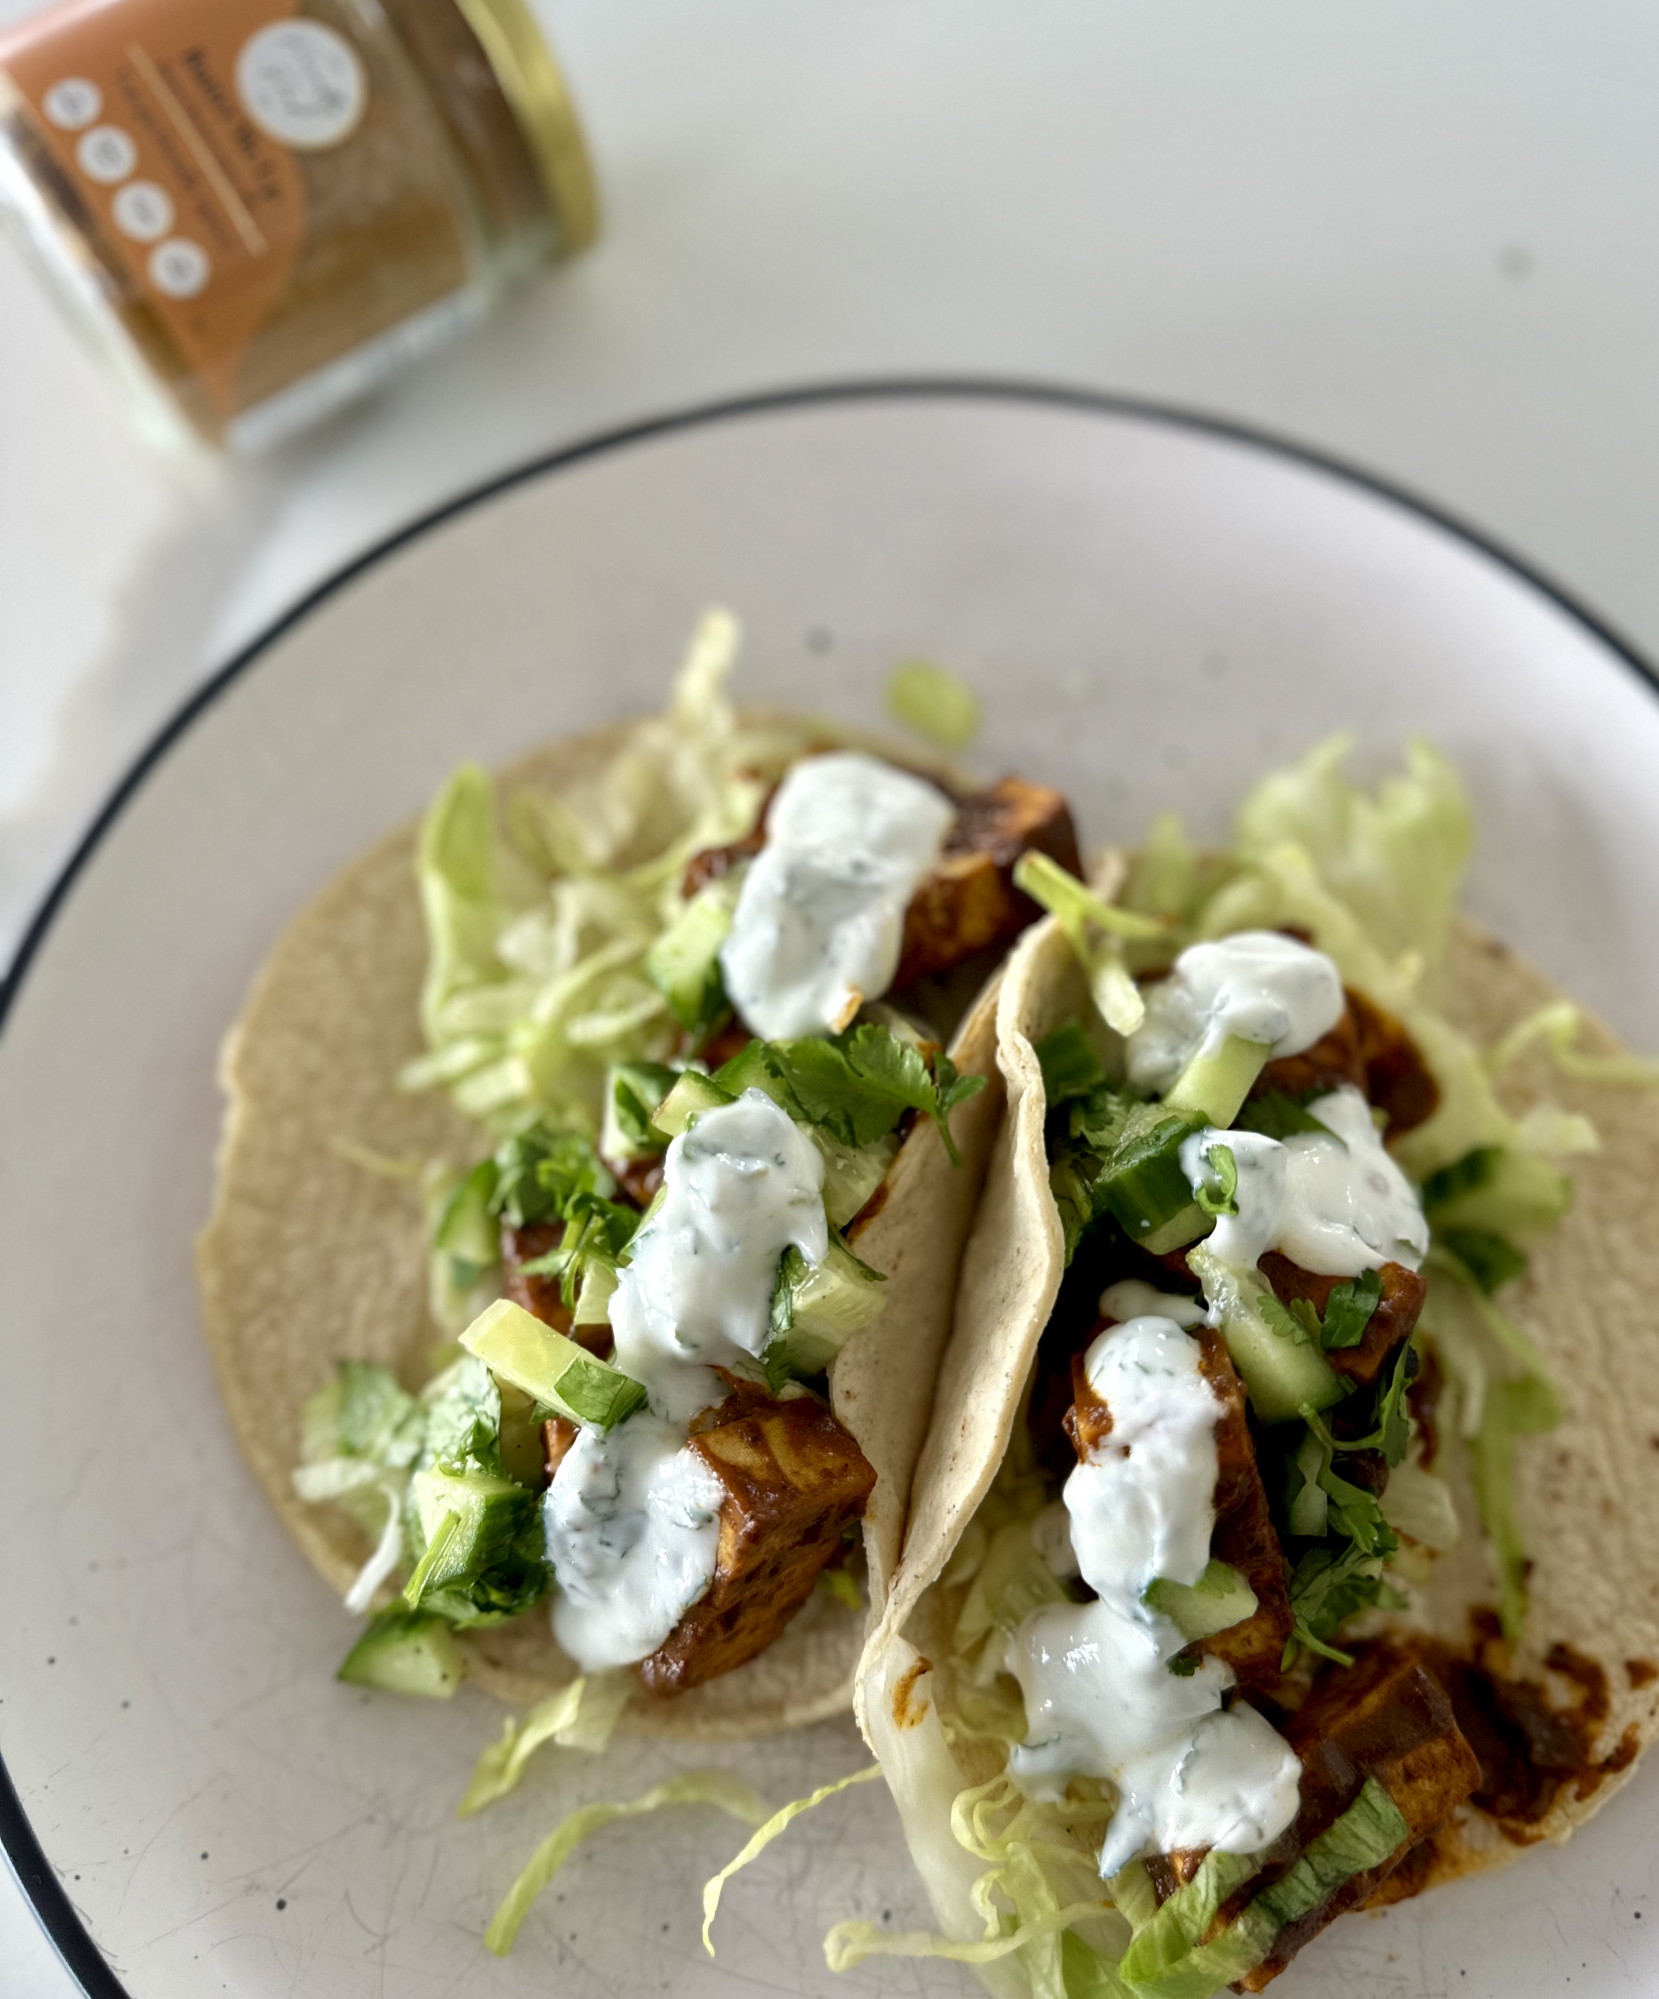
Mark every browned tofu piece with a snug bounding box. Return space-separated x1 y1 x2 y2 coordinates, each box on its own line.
682 767 1078 998
1228 1644 1479 1989
542 1414 578 1479
1192 1327 1294 1688
636 1386 876 1696
1251 986 1438 1140
1252 1001 1367 1104
1063 1319 1292 1690
894 777 1081 989
1348 986 1440 1137
1259 1252 1425 1391
499 1221 615 1358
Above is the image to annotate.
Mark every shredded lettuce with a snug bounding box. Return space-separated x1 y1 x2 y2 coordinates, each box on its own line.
485 1769 769 1956
701 1765 882 1952
1234 734 1471 978
1486 999 1659 1089
886 659 983 749
458 1670 632 1816
404 611 802 1139
1013 852 1167 1035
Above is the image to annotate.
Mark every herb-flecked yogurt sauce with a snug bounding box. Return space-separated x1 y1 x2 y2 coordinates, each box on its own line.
719 751 955 1040
1006 935 1428 1875
1009 1314 1302 1876
1126 931 1345 1095
543 1091 830 1669
1180 1087 1429 1276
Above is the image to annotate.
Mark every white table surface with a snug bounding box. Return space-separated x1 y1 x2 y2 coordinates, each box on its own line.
4 3 1659 1991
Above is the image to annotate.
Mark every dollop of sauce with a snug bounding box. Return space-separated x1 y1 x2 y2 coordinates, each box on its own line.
1098 1279 1208 1329
1181 1084 1429 1278
544 1414 727 1669
545 1091 831 1668
611 1090 828 1422
1008 1316 1301 1876
1126 931 1344 1096
719 751 955 1039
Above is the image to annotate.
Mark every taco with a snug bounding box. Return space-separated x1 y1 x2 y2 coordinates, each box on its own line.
846 739 1659 1996
196 609 1080 1752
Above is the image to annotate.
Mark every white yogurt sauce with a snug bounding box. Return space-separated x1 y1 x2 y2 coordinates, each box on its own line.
547 1090 833 1668
544 1414 727 1669
1099 1279 1208 1329
1126 932 1344 1096
1008 1316 1301 1876
719 752 955 1039
610 1089 829 1422
1180 1085 1428 1279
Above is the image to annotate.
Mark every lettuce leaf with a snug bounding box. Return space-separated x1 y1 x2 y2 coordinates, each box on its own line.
485 1770 770 1956
701 1765 882 1951
1233 734 1471 978
404 613 805 1139
1013 851 1167 1035
458 1670 631 1816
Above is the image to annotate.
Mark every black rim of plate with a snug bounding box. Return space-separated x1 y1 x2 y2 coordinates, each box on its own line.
3 376 1657 1998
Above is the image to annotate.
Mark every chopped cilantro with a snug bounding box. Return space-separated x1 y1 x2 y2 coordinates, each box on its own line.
1320 1268 1382 1350
1194 1141 1240 1218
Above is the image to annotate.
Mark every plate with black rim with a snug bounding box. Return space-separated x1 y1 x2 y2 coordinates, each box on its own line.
3 381 1657 1999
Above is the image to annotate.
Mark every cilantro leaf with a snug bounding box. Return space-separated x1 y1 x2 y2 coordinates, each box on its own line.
488 1126 615 1229
769 1022 985 1165
1320 1267 1382 1350
1194 1141 1240 1218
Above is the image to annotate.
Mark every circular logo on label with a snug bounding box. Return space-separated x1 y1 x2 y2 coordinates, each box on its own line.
44 77 102 131
77 125 137 185
149 238 211 300
113 181 175 244
236 22 366 151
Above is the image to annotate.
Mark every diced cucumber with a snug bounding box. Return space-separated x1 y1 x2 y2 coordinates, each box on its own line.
1420 1145 1571 1239
710 1038 789 1104
1097 1103 1210 1242
1188 1245 1345 1423
815 1128 900 1228
408 1462 534 1598
1162 1033 1271 1129
338 1608 465 1698
644 876 740 1031
1143 1559 1259 1641
461 1299 647 1430
650 1069 736 1139
765 1238 886 1381
1140 1202 1213 1256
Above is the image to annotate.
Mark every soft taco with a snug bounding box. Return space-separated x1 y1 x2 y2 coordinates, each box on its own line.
845 739 1659 1996
196 610 1080 1766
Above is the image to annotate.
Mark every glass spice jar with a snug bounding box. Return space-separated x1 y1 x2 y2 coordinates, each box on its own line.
0 0 598 449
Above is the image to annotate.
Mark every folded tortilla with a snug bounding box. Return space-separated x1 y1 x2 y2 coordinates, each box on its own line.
197 719 1005 1741
860 886 1659 1908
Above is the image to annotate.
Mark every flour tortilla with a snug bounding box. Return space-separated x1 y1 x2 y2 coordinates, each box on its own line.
861 889 1659 1879
197 719 1004 1741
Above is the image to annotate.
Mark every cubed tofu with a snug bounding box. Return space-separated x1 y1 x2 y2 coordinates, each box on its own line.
1228 1645 1480 1990
894 777 1081 988
1259 1251 1426 1391
636 1385 877 1696
1193 1328 1294 1687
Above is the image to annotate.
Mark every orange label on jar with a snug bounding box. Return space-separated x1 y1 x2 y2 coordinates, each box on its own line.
0 0 371 418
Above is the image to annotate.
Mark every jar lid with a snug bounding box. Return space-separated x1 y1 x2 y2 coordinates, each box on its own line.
452 0 599 254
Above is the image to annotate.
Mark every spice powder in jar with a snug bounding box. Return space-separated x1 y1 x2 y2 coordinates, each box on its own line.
0 0 598 448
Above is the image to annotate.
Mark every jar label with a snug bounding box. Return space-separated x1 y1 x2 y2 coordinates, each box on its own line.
0 0 368 421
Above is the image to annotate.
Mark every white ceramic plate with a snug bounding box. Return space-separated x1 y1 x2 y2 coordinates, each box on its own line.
4 385 1658 1999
